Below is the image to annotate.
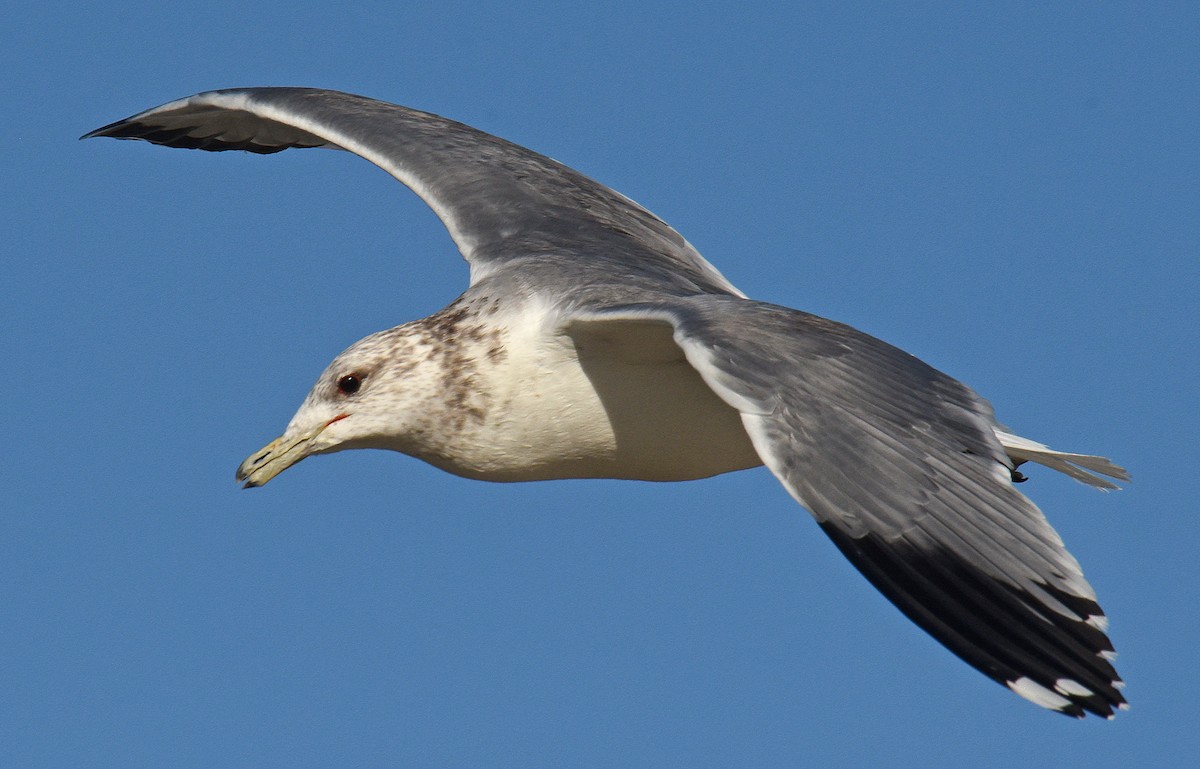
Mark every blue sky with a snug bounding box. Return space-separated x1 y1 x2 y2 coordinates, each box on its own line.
5 2 1197 767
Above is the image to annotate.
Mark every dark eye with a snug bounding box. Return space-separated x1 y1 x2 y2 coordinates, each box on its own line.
336 373 363 395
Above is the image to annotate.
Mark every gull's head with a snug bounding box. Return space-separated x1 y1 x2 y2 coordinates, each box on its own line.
236 326 433 487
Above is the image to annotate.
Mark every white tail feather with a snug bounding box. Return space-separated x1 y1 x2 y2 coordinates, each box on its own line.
994 430 1130 490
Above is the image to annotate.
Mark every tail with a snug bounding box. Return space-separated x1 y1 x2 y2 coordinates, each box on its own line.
995 430 1130 491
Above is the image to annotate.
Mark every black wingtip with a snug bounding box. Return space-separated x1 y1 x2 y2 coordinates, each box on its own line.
818 522 1126 719
79 117 292 154
79 124 112 141
80 118 140 142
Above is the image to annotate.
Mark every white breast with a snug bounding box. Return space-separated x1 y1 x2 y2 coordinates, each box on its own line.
419 302 763 483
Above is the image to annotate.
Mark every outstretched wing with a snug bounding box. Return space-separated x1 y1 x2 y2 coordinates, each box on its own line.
83 88 742 296
570 296 1126 718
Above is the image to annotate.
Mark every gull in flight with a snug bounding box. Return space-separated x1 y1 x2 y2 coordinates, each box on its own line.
85 88 1129 718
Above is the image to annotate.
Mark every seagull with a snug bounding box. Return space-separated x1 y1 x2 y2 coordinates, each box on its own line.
85 88 1129 718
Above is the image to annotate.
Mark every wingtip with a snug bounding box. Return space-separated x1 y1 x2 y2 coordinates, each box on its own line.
80 119 127 142
1005 674 1128 720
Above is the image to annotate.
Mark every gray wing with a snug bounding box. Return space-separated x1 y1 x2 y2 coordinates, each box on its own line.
83 88 742 296
572 295 1125 719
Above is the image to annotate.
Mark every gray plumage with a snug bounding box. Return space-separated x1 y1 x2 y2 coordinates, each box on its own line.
84 88 1129 718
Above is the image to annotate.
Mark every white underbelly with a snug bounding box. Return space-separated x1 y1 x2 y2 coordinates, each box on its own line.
426 325 763 483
